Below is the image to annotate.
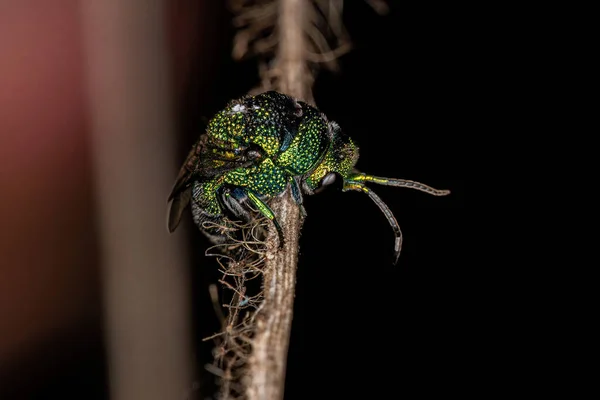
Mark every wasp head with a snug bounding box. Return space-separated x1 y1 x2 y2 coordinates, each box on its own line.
304 121 450 264
304 121 359 193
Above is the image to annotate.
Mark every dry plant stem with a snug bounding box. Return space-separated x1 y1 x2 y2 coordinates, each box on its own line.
276 0 308 100
246 1 307 399
226 0 360 397
247 199 301 399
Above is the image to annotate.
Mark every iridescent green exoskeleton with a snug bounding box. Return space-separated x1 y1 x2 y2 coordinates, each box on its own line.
168 91 449 264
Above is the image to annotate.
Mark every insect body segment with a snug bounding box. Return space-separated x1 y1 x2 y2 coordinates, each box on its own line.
168 91 450 263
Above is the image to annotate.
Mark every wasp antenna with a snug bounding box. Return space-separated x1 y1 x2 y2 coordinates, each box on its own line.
351 173 450 196
345 183 403 264
363 187 403 264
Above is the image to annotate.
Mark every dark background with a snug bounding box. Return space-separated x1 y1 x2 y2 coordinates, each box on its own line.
0 1 466 399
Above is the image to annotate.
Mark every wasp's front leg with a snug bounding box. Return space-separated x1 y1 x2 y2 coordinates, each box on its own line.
246 190 284 248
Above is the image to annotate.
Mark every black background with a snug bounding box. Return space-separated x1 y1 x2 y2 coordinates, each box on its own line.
183 2 467 399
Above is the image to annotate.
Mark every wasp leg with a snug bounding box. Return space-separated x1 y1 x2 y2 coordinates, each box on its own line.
245 190 285 248
218 186 252 222
190 194 231 244
290 177 307 218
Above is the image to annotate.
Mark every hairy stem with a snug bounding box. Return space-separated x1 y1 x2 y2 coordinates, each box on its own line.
246 1 308 399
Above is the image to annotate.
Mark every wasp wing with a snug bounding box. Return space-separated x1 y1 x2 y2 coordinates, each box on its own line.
167 134 260 232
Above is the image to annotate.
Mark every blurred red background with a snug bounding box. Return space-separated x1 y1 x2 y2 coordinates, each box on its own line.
0 1 210 396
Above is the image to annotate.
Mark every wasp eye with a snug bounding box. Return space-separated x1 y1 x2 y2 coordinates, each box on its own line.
321 172 336 187
314 172 337 194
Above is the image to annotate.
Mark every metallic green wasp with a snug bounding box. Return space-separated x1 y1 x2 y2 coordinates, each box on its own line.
168 91 449 263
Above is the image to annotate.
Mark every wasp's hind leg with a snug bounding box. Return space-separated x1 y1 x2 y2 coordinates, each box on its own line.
190 197 232 245
218 186 253 222
217 186 282 248
190 183 248 250
215 186 261 249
